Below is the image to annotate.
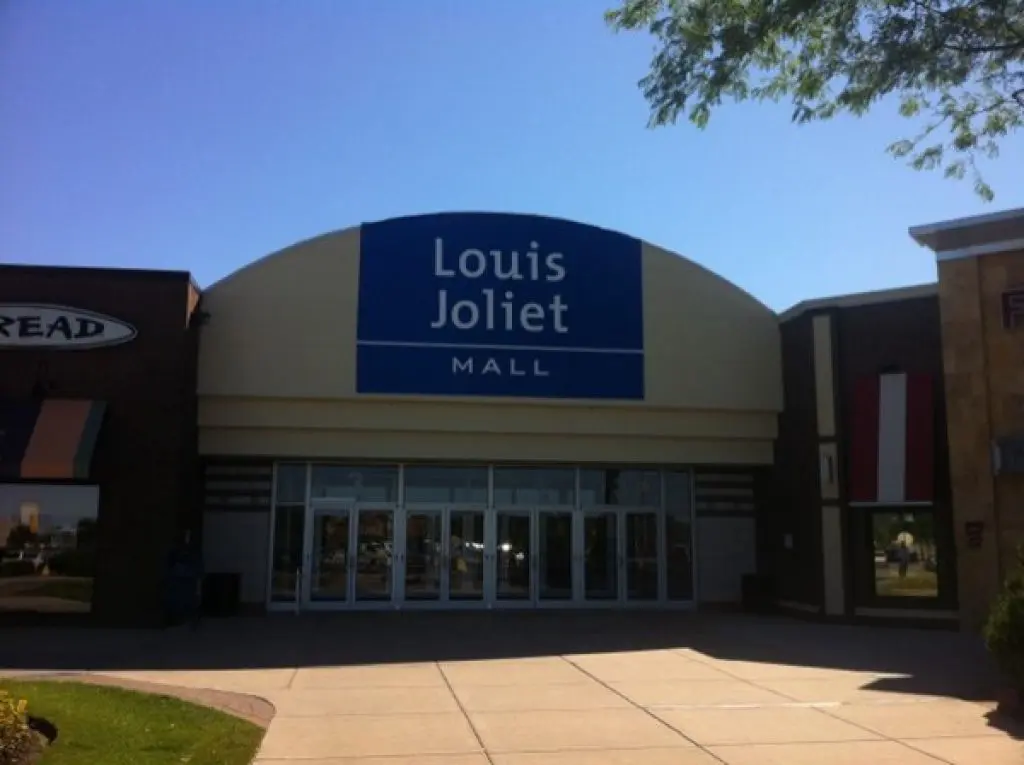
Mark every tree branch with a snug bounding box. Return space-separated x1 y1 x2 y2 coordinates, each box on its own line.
941 40 1024 54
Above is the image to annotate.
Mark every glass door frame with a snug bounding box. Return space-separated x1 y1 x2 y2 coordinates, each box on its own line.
398 505 447 608
491 506 535 608
535 507 577 608
265 462 697 612
400 504 490 609
576 508 623 607
622 507 665 606
300 499 400 611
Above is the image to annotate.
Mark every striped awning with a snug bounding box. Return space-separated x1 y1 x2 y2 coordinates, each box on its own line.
0 399 106 480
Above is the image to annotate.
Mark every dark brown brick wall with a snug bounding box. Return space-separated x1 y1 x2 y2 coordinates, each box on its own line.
769 316 824 607
0 265 200 625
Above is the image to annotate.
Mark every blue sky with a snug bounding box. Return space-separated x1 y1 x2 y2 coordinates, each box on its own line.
2 1 1022 311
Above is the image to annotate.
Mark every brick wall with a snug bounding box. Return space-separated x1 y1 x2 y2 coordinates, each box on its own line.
938 248 1024 629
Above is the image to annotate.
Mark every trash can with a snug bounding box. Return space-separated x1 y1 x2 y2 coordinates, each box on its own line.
202 572 241 617
741 573 775 613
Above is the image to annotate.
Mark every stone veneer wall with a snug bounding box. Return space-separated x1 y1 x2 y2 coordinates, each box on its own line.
938 248 1024 630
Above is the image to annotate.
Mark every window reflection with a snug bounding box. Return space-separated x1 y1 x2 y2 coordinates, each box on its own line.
872 511 938 598
403 466 488 504
310 465 398 502
275 463 307 504
493 467 574 506
580 469 661 507
0 484 99 614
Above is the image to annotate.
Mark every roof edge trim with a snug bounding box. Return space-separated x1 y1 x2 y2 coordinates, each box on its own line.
778 283 937 321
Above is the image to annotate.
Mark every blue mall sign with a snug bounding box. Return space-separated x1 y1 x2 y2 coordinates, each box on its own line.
356 213 644 399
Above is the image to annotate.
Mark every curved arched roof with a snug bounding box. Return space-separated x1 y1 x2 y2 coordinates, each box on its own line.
206 211 774 318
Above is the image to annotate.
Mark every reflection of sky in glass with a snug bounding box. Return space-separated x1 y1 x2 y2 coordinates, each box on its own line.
310 466 399 501
0 484 100 615
494 468 575 506
1 485 99 548
580 469 661 507
404 466 488 504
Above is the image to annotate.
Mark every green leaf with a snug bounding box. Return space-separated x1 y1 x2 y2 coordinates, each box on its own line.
608 0 1024 200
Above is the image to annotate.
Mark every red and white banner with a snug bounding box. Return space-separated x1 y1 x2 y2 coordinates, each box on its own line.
849 372 934 504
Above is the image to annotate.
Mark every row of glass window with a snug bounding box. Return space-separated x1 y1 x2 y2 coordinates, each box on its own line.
275 464 692 511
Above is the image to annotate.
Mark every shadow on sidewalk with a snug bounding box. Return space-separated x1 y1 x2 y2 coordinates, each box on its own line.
1 610 1019 738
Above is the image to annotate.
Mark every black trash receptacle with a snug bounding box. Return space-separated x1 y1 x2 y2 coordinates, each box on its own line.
202 572 241 617
741 573 775 613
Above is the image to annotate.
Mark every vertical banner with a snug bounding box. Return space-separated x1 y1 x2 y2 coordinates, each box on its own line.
356 213 645 399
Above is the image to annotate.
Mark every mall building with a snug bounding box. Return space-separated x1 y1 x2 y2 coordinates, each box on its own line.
1 209 1022 629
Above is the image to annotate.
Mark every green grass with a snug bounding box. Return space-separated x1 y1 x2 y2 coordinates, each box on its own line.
16 579 93 603
0 680 264 765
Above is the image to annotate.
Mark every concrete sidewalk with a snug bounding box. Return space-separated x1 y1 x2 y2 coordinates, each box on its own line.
3 612 1022 763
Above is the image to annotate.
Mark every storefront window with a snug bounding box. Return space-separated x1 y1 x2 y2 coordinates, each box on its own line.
871 510 939 598
493 467 575 506
310 465 399 502
580 469 661 507
0 484 99 614
403 465 488 504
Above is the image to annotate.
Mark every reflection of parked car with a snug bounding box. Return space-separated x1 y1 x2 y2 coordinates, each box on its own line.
1 550 43 576
357 541 392 571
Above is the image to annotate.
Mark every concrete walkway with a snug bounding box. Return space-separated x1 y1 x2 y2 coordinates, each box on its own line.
3 612 1022 763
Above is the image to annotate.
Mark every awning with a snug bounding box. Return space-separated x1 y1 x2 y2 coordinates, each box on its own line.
0 399 106 480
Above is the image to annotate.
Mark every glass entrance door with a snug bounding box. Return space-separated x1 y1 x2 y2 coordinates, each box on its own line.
354 508 395 602
448 509 486 602
275 463 691 611
309 508 352 603
581 511 619 602
403 510 443 602
537 511 574 602
401 508 486 606
495 511 532 603
625 511 660 601
304 504 397 608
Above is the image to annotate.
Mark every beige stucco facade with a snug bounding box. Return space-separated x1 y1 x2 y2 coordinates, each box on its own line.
195 220 783 466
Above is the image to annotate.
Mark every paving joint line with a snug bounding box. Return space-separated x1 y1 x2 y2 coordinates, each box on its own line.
285 668 299 689
557 654 730 765
676 648 958 764
436 661 494 765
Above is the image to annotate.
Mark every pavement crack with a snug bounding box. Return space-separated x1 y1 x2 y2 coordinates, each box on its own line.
436 662 494 765
558 654 730 765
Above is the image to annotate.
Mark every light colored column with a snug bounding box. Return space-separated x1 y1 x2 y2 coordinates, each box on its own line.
821 504 845 615
812 313 845 615
812 315 836 437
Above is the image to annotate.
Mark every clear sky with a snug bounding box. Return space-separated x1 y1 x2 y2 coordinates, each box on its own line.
3 1 1022 311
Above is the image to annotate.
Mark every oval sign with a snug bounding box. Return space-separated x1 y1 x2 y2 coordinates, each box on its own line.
0 304 137 350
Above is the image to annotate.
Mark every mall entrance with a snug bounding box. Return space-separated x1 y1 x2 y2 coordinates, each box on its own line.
267 464 694 611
